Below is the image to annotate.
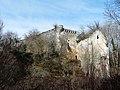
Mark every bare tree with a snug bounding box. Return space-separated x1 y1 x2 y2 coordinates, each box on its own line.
105 0 120 25
0 31 27 89
101 20 120 76
0 20 4 49
88 21 101 31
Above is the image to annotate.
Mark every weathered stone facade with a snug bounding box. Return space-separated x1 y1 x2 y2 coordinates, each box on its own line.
76 30 109 78
27 25 110 78
38 25 77 54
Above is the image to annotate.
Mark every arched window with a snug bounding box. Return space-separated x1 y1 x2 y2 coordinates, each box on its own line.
97 35 99 39
75 56 77 60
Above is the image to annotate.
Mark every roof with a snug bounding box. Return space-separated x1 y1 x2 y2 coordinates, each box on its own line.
77 29 100 43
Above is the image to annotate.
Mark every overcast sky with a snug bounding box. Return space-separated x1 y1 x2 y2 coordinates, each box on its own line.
0 0 106 38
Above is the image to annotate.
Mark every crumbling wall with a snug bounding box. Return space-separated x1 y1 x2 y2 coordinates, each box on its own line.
76 30 110 78
67 30 110 78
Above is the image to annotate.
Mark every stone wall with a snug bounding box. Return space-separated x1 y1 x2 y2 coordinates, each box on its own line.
67 30 110 78
25 25 110 78
38 25 77 53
